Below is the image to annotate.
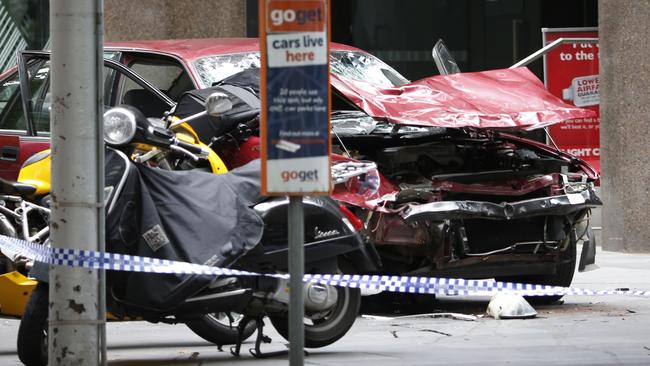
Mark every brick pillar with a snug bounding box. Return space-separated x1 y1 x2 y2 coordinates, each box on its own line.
599 0 650 252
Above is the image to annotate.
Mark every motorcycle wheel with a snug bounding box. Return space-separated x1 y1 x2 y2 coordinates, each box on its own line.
269 285 361 348
497 232 577 305
17 282 48 366
186 312 256 345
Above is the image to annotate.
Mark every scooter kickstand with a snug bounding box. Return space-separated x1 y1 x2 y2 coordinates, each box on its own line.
249 317 291 359
230 316 253 357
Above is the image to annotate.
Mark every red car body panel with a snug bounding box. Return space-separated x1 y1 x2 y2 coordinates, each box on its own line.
0 136 49 180
105 38 362 62
331 67 595 130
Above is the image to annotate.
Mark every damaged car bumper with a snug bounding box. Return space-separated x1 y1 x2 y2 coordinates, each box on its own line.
402 187 601 221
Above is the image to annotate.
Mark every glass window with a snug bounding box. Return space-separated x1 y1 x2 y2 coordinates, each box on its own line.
0 72 22 130
193 52 261 88
0 58 49 133
330 51 409 86
31 61 51 133
0 53 172 135
192 50 409 88
120 57 192 102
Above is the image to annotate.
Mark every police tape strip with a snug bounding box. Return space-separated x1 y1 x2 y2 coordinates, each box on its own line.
1 234 649 298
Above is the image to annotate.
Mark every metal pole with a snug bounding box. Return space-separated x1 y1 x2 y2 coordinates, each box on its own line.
510 37 598 68
288 196 304 365
49 0 105 365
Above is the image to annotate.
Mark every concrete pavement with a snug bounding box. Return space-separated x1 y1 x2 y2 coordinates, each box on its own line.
1 247 649 365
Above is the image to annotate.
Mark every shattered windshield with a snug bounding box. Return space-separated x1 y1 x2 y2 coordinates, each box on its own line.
330 51 409 87
193 52 261 88
192 50 409 88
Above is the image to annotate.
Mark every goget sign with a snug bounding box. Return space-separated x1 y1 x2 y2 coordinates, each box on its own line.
259 0 332 195
543 27 600 172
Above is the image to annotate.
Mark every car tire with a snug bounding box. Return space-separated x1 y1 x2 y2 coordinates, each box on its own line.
497 233 577 305
269 285 361 348
186 312 256 345
17 282 48 366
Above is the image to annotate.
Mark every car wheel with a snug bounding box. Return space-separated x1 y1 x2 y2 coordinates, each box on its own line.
497 232 577 305
186 312 256 345
269 285 361 348
17 282 48 366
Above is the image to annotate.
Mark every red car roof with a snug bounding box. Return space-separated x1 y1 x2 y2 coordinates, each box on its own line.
105 38 362 62
101 38 593 131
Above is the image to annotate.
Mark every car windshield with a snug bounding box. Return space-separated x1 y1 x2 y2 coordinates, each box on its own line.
192 50 409 88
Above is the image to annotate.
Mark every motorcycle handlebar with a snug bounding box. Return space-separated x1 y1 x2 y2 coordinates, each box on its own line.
175 140 204 155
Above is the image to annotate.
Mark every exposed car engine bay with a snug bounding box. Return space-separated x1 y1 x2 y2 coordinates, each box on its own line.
331 112 600 279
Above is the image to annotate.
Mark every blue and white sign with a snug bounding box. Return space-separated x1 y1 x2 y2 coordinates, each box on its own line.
261 0 331 195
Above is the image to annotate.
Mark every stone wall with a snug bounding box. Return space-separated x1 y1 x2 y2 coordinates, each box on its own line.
599 0 650 252
104 0 246 41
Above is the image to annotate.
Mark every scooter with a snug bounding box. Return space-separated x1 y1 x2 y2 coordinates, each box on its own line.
0 93 231 318
11 93 379 366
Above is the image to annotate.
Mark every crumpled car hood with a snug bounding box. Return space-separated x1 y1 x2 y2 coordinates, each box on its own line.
331 67 595 130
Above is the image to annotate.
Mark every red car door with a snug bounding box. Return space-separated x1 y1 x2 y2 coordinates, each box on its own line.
0 135 49 180
0 51 174 180
0 54 51 180
0 135 21 179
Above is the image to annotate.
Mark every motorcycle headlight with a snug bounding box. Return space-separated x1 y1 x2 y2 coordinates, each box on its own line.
103 107 136 146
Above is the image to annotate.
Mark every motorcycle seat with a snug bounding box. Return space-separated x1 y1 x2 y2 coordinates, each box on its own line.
0 178 37 197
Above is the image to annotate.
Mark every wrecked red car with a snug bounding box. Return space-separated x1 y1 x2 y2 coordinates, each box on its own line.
330 56 599 304
172 40 600 303
0 38 600 302
326 68 600 303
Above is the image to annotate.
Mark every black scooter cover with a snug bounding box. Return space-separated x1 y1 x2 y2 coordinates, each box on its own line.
106 159 264 313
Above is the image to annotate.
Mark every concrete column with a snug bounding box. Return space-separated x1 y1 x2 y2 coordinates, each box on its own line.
599 0 650 252
49 0 104 364
104 0 246 41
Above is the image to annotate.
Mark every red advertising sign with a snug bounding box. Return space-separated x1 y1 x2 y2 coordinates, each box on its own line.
543 27 600 172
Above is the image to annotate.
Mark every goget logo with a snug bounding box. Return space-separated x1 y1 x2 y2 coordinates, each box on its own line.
281 169 319 183
267 0 326 33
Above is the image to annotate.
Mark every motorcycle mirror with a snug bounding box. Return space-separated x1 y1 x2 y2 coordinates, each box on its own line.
205 92 233 117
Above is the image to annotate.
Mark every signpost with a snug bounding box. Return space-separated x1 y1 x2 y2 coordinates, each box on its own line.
543 27 600 172
259 0 331 364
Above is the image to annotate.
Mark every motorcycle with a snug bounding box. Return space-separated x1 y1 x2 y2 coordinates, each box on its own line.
0 94 232 316
10 92 379 366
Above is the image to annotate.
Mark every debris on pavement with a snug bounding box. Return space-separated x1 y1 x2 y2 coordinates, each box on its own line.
420 329 452 337
486 294 537 319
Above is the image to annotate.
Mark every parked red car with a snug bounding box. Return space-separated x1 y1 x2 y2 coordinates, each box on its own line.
0 38 600 302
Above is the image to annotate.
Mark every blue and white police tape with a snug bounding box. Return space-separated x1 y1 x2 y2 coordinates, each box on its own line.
1 234 649 298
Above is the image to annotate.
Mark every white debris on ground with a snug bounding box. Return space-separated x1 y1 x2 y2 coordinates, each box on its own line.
486 294 537 319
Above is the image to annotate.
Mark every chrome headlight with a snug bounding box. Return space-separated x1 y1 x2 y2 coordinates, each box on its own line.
103 107 136 145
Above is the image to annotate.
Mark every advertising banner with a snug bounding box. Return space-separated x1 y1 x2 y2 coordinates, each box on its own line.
543 27 600 172
260 0 331 195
